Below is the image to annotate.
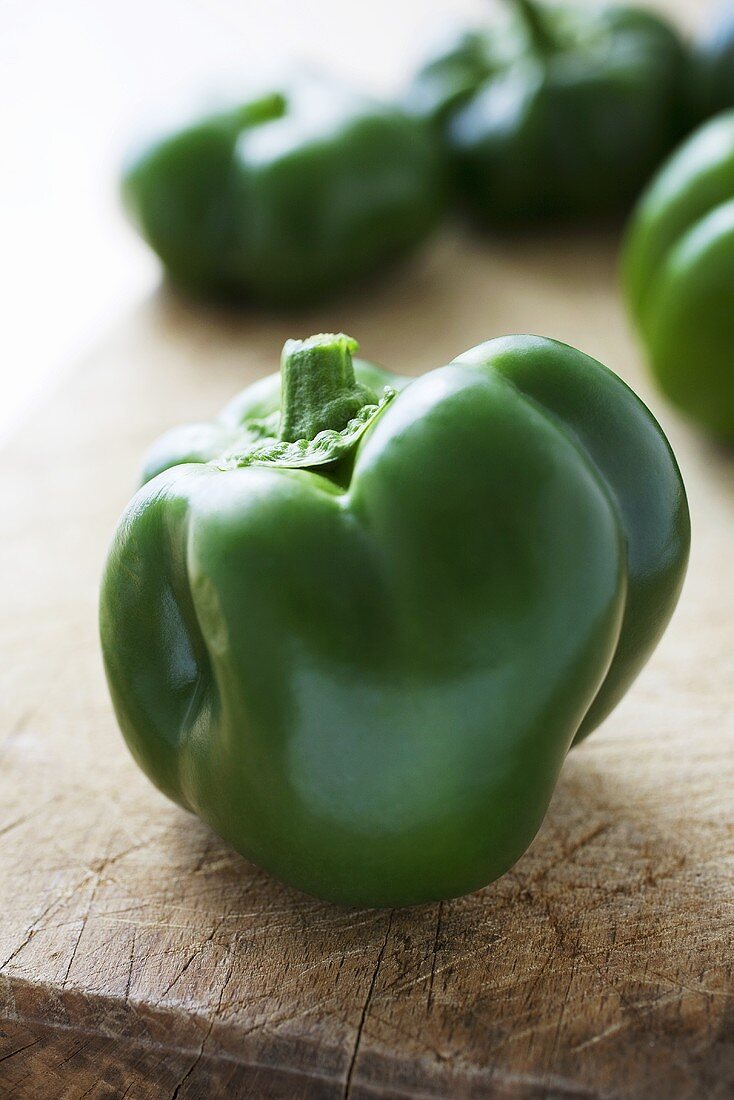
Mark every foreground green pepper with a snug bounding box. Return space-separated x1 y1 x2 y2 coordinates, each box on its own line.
122 75 443 305
406 0 688 222
100 333 689 906
624 110 734 442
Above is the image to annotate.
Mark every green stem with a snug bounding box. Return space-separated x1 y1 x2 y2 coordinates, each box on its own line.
234 91 287 130
506 0 557 56
278 334 378 443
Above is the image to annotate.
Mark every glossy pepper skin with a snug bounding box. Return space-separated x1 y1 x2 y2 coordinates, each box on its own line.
406 0 688 223
100 334 689 907
121 76 443 306
623 111 734 442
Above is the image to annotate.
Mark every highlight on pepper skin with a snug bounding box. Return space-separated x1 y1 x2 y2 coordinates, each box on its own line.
99 333 689 908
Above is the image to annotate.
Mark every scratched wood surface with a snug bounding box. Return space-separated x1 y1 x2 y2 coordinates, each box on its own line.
1 218 733 1098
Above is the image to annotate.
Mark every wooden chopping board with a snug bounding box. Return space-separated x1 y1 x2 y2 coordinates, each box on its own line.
1 224 733 1098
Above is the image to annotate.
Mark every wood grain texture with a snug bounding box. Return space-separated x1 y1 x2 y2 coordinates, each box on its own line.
1 218 733 1098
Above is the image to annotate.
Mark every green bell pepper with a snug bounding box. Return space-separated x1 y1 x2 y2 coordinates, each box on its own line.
406 0 688 222
690 6 734 123
100 333 689 907
122 76 444 306
623 110 734 442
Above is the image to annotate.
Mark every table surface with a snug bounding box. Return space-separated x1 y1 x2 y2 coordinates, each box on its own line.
2 2 732 1098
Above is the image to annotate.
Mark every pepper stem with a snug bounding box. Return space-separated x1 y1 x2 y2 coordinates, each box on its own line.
506 0 557 56
234 91 287 130
278 334 379 443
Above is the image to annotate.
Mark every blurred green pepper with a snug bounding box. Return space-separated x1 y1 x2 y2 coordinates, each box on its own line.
690 5 734 122
122 75 444 306
100 332 688 907
407 0 688 223
624 110 734 442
